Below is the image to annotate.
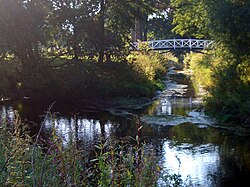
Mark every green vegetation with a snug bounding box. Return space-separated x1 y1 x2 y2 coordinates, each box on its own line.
183 52 214 90
0 0 172 103
206 52 250 125
1 0 250 185
0 52 169 101
184 50 250 125
0 113 182 186
172 0 250 126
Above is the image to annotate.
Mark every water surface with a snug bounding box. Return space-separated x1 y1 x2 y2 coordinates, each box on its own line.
1 69 250 186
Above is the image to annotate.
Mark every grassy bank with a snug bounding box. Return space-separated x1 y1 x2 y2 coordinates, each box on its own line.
0 52 170 103
184 51 250 126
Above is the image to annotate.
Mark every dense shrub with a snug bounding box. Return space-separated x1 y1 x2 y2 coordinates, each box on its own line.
127 51 168 81
183 52 215 90
0 52 169 101
206 55 250 125
184 50 250 125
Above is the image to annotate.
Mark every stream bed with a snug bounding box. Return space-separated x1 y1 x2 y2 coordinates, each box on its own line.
1 67 250 186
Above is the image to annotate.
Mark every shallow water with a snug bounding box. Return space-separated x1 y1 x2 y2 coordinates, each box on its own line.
1 69 250 186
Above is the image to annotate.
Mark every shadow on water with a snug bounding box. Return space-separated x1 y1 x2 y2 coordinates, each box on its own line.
1 68 250 186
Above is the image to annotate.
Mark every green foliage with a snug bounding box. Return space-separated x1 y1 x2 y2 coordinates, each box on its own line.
127 51 168 81
173 0 250 125
50 58 164 99
171 0 210 38
0 0 171 101
0 51 169 101
0 55 22 97
0 113 182 186
203 0 250 57
205 53 250 124
237 55 250 84
0 112 32 186
147 9 176 40
46 0 159 62
0 0 47 66
184 52 214 90
184 50 250 125
172 0 250 54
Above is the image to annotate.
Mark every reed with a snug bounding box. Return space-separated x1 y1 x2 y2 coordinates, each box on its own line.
0 112 183 186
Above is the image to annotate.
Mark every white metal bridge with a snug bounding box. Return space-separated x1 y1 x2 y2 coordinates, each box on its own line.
133 38 213 50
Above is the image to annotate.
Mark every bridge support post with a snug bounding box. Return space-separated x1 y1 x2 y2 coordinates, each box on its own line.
189 39 192 49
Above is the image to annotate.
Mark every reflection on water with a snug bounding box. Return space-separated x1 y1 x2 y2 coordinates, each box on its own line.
142 123 250 187
0 103 137 145
44 117 113 145
158 98 172 115
1 101 250 187
1 67 250 186
162 141 219 186
156 97 194 116
0 106 15 124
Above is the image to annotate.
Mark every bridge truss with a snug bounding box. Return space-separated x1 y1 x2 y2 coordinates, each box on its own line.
134 38 213 50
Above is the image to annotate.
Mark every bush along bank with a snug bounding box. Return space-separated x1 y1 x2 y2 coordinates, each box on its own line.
0 52 170 105
184 50 250 127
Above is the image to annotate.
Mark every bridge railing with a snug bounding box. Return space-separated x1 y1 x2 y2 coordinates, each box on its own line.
133 38 213 50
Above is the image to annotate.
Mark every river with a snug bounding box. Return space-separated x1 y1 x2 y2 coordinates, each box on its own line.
1 67 250 186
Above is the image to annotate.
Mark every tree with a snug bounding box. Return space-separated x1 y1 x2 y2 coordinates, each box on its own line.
0 0 47 67
171 0 250 54
47 0 158 63
204 0 250 57
87 0 157 63
146 9 176 40
131 0 172 41
171 0 210 38
171 0 250 124
46 0 98 60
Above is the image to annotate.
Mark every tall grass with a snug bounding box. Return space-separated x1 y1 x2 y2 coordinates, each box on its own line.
0 112 183 186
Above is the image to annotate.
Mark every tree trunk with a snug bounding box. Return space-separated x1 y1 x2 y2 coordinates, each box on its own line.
73 32 79 61
98 0 105 63
142 19 148 41
132 18 143 42
98 49 105 63
72 1 79 61
105 53 111 63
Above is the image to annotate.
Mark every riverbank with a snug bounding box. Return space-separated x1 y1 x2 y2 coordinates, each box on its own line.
0 52 172 107
183 51 250 128
182 53 250 136
1 58 250 187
